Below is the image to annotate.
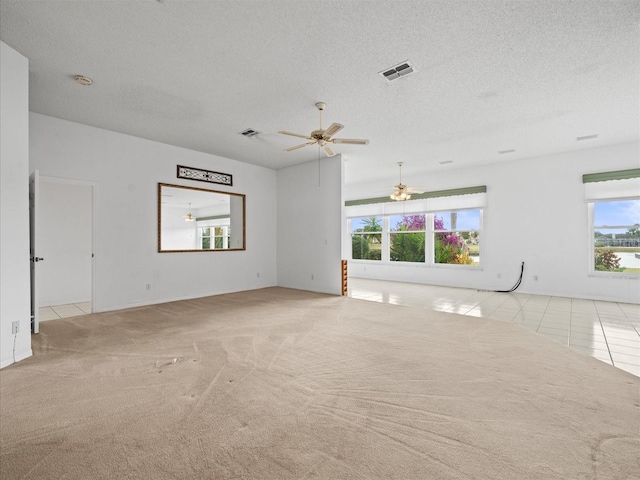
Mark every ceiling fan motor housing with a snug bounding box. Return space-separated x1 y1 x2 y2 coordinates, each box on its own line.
311 129 325 140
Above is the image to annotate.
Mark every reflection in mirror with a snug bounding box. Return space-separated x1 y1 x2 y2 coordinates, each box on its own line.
158 183 245 252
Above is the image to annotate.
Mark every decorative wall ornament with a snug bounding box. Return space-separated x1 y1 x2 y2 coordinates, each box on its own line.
177 165 233 186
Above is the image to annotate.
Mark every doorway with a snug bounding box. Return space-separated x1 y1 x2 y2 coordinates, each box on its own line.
32 175 94 327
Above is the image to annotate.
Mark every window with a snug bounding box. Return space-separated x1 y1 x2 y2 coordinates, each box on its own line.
346 186 485 268
198 222 230 250
350 216 382 261
199 226 212 250
433 210 480 265
584 168 640 276
390 214 425 263
348 209 481 267
592 199 640 274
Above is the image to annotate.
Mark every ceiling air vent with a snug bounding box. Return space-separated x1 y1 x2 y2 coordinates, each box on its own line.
240 128 260 137
379 61 415 82
576 134 598 141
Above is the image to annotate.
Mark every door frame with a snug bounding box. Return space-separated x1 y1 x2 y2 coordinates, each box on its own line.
37 174 97 316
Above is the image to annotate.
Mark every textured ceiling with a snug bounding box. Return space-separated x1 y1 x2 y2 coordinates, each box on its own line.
1 0 638 197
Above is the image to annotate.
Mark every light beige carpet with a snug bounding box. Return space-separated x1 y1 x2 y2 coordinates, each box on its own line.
1 287 638 480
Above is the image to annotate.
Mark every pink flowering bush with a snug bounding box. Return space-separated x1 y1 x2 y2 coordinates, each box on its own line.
434 215 474 265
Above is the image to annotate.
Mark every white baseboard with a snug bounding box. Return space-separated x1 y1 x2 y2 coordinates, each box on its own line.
0 349 33 369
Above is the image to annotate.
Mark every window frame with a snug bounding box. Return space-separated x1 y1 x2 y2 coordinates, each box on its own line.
349 216 385 262
588 199 640 277
389 214 426 264
432 210 482 266
198 220 230 250
348 208 482 268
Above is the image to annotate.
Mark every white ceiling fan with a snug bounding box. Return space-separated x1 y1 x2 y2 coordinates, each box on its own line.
390 162 423 201
278 102 369 157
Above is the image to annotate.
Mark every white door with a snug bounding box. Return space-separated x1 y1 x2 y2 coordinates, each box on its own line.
29 170 42 334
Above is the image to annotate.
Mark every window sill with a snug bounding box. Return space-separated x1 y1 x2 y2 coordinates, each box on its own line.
588 273 639 280
349 259 483 271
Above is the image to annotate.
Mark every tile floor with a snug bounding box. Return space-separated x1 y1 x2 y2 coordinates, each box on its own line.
349 277 640 377
39 302 91 321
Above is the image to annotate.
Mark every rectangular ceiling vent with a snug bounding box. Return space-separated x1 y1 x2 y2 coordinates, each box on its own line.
576 134 598 141
240 128 260 137
379 61 415 82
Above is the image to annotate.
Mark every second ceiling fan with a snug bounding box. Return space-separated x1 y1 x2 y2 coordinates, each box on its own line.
390 162 423 201
278 102 369 157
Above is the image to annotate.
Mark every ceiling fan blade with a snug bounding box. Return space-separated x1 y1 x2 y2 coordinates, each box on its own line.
278 130 313 140
284 141 316 152
323 145 335 156
331 138 369 145
324 123 344 137
406 187 424 194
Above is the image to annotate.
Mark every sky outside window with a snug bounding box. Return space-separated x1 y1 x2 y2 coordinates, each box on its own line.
594 199 640 233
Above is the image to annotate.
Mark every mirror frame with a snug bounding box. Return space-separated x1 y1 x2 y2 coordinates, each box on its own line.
158 182 246 253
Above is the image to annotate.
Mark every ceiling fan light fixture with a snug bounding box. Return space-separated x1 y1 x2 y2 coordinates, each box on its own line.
390 162 415 201
390 191 411 201
185 203 195 222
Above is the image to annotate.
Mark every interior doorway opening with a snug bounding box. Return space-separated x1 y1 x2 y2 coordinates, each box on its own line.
31 173 94 330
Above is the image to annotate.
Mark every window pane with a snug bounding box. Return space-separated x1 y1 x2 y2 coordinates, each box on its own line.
351 216 383 233
434 210 480 231
351 217 382 261
390 214 425 232
390 232 425 262
593 200 640 274
594 200 640 228
434 232 477 265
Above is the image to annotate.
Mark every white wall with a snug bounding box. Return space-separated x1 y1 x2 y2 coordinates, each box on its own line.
348 142 640 304
277 156 343 295
0 42 32 368
38 180 92 306
30 113 277 312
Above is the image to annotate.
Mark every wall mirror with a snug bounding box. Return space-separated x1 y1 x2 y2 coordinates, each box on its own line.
158 183 245 252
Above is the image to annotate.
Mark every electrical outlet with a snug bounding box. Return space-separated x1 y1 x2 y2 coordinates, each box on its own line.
145 283 151 290
257 272 260 278
12 321 19 334
311 274 314 280
533 275 539 281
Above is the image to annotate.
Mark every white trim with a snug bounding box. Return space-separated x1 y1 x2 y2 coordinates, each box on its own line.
584 177 640 201
0 349 32 369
